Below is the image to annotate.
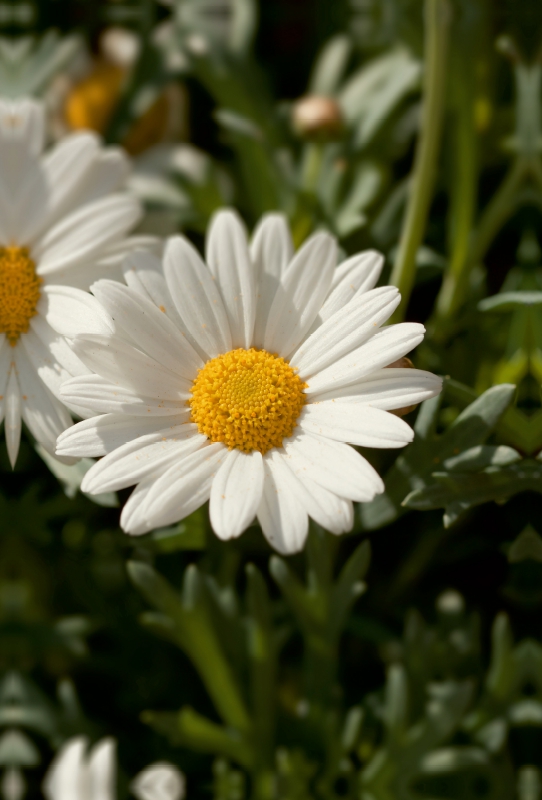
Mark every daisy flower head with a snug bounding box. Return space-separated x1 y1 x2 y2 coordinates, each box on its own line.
57 209 442 554
0 98 148 466
43 736 185 800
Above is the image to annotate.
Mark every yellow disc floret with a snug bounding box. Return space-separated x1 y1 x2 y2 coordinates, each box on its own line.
189 348 307 454
0 246 42 346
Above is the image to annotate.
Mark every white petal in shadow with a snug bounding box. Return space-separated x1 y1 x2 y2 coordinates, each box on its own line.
30 314 90 378
34 194 141 275
210 449 264 540
91 279 202 378
5 366 21 468
21 326 74 401
16 346 73 455
60 374 189 417
205 209 255 349
299 403 414 448
56 413 186 458
70 335 191 401
21 132 100 244
41 285 115 337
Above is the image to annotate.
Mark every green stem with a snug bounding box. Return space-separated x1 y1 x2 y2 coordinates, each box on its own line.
300 143 325 194
389 0 451 322
434 60 478 322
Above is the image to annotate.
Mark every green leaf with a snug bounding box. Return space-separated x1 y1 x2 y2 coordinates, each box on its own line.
142 707 253 767
330 540 370 633
478 290 542 312
128 562 251 733
309 34 352 96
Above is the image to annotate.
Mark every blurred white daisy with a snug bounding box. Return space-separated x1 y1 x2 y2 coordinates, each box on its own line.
0 98 150 466
43 737 184 800
57 210 441 554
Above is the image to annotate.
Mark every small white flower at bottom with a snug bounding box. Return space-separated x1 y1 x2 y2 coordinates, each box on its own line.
56 209 442 554
42 737 184 800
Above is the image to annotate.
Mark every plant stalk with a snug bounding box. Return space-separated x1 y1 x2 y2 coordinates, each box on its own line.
389 0 451 322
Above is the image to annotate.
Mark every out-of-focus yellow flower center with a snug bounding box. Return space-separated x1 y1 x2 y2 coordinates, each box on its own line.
0 246 41 346
64 62 172 155
64 63 125 135
189 348 307 454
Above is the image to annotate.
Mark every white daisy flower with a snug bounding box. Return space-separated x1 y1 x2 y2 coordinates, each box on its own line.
43 737 184 800
0 98 151 466
56 210 441 554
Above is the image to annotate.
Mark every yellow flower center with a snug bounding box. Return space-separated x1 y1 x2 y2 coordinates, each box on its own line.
0 246 42 346
189 348 307 454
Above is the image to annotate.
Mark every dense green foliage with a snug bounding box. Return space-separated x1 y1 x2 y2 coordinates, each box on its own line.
1 0 542 797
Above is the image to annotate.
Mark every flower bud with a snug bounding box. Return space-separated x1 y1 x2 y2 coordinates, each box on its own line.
386 356 417 417
292 95 345 142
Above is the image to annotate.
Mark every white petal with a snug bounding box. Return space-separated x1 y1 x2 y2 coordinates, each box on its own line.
88 739 116 800
312 367 443 409
35 194 141 274
131 763 185 800
41 284 115 337
130 443 226 534
122 249 180 321
21 132 100 244
82 427 205 494
273 450 353 534
299 402 414 448
45 236 160 292
16 346 72 454
42 737 88 800
210 449 264 540
250 212 293 280
56 414 182 457
30 314 90 378
70 335 190 400
21 326 74 401
91 279 202 378
291 286 400 378
250 213 294 348
318 250 384 323
305 322 425 394
205 209 255 349
73 147 130 207
263 231 337 357
257 451 309 554
120 478 159 536
5 366 21 468
283 432 384 501
60 374 188 417
164 235 232 359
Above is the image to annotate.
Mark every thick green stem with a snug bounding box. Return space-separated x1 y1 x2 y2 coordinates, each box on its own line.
389 0 451 322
